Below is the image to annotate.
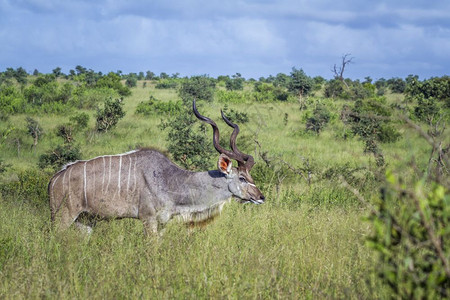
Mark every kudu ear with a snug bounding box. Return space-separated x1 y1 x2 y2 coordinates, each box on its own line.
218 154 233 176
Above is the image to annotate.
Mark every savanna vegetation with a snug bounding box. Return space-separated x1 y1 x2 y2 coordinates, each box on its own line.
0 65 449 298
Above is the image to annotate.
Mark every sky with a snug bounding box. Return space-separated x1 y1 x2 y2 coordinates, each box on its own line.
0 0 449 80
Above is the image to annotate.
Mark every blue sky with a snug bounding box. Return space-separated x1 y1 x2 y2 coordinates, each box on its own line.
1 0 449 80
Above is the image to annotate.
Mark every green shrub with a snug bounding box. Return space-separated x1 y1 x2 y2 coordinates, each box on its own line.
95 98 126 132
305 104 331 134
215 90 248 103
341 98 400 167
155 79 178 89
221 104 249 124
253 83 289 102
225 73 244 91
0 168 50 206
369 172 450 298
413 96 441 124
70 112 90 130
38 144 82 170
71 87 119 109
159 102 214 171
179 76 216 103
135 96 182 116
288 67 313 97
96 72 131 96
125 77 137 88
0 85 27 114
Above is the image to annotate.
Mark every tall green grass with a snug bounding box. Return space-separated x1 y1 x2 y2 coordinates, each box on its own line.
0 195 387 298
0 83 432 298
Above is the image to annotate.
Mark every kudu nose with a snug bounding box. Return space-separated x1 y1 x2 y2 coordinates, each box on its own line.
259 195 265 202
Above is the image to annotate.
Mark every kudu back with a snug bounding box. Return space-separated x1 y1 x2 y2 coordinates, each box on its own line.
49 100 264 234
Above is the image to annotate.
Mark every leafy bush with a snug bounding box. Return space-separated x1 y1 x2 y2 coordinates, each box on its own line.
225 74 245 91
71 86 119 109
159 103 214 171
125 77 137 88
179 76 216 103
215 90 248 103
26 117 43 149
342 98 400 166
135 96 182 116
305 104 331 134
369 173 450 298
324 79 348 99
0 168 50 205
38 144 82 170
95 72 131 96
387 77 406 93
70 112 90 130
56 124 75 144
155 79 178 89
288 67 314 97
413 96 441 124
0 85 27 114
253 82 289 102
221 105 249 124
95 98 126 132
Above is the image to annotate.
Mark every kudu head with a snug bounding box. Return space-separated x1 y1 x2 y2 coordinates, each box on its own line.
193 100 265 204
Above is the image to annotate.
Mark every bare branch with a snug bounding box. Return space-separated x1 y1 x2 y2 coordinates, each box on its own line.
332 53 354 81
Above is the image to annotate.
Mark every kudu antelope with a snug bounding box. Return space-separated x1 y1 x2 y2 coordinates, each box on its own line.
48 100 264 234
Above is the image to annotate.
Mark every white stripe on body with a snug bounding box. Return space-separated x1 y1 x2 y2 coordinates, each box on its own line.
84 161 87 207
118 155 122 195
102 156 105 195
127 155 132 200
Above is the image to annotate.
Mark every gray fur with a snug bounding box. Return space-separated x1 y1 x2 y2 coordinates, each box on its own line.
49 149 264 234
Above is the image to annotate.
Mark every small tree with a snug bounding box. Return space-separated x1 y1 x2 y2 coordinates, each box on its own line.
226 73 245 91
159 106 214 171
366 119 450 298
305 104 331 134
288 67 313 97
125 77 137 88
56 124 74 144
332 54 353 82
342 98 400 167
26 117 43 150
95 98 125 132
38 144 82 170
179 76 216 103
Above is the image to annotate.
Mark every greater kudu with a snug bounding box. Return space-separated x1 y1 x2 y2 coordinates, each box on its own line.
49 100 264 234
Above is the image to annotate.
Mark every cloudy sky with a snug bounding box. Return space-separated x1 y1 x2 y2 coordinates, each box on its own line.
1 0 449 80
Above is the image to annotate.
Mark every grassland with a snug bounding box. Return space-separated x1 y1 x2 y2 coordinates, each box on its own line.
0 80 438 298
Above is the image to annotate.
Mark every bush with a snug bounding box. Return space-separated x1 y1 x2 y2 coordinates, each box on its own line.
0 168 50 205
342 98 400 167
70 112 90 130
221 105 249 124
38 144 82 170
215 90 248 104
135 96 182 116
159 102 215 171
155 79 178 89
387 77 406 93
0 86 27 114
369 172 450 298
179 76 216 103
96 72 131 97
95 98 126 132
253 83 289 102
71 87 119 109
288 67 313 97
225 74 245 91
305 104 331 134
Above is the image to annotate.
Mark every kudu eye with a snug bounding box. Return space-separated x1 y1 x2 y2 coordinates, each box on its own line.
239 177 247 183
